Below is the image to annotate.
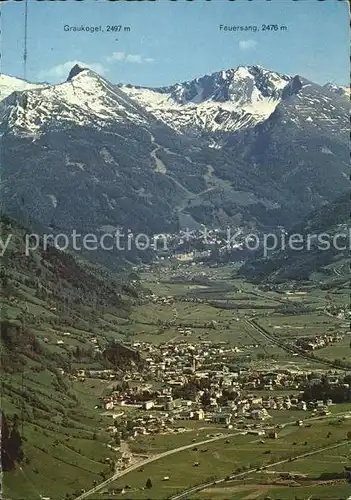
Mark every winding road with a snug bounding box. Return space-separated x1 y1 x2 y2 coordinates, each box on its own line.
74 431 243 500
74 410 350 500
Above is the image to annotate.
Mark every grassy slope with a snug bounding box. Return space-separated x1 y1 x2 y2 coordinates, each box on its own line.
2 216 349 500
0 216 142 499
104 417 351 499
83 266 351 500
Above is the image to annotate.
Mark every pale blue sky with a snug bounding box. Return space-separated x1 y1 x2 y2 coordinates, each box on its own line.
1 0 349 87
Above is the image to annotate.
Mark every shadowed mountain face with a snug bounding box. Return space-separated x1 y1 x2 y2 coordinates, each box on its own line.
240 192 350 283
0 65 348 261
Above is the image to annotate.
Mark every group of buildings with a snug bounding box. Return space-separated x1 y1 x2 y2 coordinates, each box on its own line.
295 333 344 351
93 338 343 440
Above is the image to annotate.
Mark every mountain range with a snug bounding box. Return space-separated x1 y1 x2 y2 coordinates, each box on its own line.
0 64 348 265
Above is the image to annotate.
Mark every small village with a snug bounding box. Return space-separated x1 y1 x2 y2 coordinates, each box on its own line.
71 336 348 451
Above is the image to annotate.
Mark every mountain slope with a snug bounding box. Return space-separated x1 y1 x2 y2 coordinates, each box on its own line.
0 66 194 244
121 65 292 136
0 74 46 102
217 76 349 223
240 192 350 283
0 214 145 498
0 65 348 249
323 82 350 98
0 213 141 330
0 65 157 135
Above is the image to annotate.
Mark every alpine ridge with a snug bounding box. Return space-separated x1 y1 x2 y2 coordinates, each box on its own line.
121 65 294 135
0 74 46 102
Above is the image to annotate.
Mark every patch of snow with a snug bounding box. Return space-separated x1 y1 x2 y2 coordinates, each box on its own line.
321 146 334 155
47 194 58 208
121 65 291 134
0 74 46 101
1 69 150 134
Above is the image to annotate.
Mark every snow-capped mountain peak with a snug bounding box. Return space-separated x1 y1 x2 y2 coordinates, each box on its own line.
0 73 46 102
166 65 291 104
0 65 151 135
0 64 348 250
0 64 347 141
66 63 90 81
323 82 350 98
121 65 293 134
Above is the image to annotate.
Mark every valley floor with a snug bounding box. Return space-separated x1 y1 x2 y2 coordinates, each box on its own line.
2 261 351 500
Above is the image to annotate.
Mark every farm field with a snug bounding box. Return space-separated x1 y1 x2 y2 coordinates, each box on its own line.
125 265 350 374
192 482 351 500
3 244 350 500
99 415 351 500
